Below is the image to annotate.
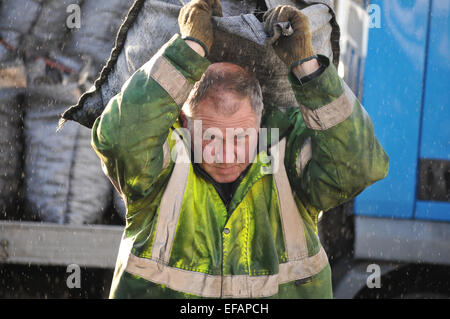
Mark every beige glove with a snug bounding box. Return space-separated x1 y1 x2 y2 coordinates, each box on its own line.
263 5 315 68
178 0 223 55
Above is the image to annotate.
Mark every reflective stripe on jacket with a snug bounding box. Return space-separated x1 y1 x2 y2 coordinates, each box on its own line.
91 34 389 298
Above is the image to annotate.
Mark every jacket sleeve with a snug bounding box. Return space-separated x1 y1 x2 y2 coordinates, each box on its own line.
285 55 389 212
91 34 210 203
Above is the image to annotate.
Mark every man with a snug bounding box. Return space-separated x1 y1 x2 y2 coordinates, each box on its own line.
92 0 388 298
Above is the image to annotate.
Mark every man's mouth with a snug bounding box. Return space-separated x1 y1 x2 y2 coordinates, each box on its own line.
214 165 240 173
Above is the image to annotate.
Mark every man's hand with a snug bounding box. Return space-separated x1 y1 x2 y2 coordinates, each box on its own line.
178 0 222 56
263 5 315 69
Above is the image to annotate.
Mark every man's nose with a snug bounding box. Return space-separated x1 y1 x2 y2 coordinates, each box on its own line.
220 140 237 164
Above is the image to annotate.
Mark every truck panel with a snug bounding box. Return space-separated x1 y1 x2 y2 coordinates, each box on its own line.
355 0 432 219
415 0 450 222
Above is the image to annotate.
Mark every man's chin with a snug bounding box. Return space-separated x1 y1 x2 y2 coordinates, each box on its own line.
212 174 239 183
209 167 241 183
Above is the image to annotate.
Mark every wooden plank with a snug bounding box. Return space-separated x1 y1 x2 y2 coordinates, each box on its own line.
0 221 124 269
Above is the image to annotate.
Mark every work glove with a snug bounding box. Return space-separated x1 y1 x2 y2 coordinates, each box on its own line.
263 5 315 69
178 0 223 55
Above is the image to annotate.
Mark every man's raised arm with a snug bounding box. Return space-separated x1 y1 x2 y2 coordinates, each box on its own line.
91 0 222 204
264 5 389 212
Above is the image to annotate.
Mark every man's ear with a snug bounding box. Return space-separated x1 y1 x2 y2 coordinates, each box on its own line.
179 109 188 128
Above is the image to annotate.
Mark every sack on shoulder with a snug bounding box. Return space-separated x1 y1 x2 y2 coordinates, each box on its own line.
61 0 340 129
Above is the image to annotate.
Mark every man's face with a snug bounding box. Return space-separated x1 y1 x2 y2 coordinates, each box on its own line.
184 92 260 183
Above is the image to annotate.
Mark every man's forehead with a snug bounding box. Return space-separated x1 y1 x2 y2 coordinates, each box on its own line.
193 90 250 115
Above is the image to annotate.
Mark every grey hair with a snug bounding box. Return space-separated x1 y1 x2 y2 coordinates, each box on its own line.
182 63 264 125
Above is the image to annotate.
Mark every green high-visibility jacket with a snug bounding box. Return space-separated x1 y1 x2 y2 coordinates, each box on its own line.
92 34 389 299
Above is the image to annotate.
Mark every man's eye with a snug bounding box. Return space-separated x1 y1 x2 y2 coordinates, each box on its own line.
210 135 215 140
